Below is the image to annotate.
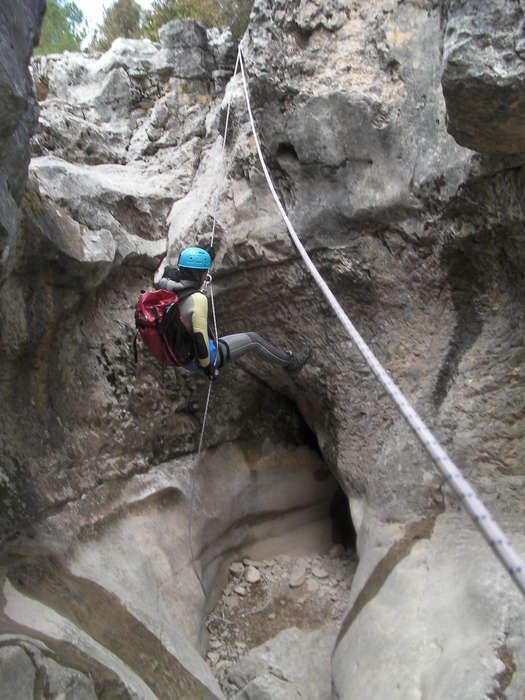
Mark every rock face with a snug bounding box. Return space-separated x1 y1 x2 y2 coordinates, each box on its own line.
0 0 45 281
1 1 525 699
441 0 525 153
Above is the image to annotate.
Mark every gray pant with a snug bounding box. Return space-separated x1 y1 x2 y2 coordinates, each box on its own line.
217 332 291 368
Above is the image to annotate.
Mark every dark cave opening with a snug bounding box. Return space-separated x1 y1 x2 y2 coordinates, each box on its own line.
276 141 299 161
330 484 357 551
296 413 357 553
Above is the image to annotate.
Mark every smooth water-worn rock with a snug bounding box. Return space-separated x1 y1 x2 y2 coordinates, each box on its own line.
332 511 525 699
1 440 335 698
229 626 336 699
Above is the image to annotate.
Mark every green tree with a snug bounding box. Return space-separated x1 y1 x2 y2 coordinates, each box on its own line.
143 0 253 40
225 0 252 40
91 0 143 52
34 0 86 55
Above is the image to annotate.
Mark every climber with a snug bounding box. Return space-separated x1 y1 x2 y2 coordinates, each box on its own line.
157 246 312 380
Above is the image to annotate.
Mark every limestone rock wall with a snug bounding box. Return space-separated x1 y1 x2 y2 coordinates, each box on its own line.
1 0 525 698
0 0 45 282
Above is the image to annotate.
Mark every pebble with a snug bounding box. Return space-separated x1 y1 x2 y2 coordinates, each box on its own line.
312 565 329 579
306 578 320 593
245 565 261 584
230 562 244 577
207 652 220 665
208 639 223 650
234 585 247 596
289 562 306 588
268 612 276 620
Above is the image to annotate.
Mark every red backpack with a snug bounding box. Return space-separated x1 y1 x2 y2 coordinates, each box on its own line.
134 289 194 366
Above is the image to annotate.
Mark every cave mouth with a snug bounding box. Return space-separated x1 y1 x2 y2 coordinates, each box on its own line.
205 465 359 695
330 482 357 551
203 445 359 695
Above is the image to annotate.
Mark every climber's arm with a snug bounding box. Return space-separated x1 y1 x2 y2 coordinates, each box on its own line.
191 292 210 368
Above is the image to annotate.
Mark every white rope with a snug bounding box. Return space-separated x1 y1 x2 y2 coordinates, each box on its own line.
236 48 525 599
211 51 241 247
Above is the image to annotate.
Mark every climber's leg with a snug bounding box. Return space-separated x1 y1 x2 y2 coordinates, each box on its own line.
218 333 311 373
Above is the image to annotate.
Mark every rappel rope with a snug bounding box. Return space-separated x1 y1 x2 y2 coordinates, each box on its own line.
210 51 241 248
236 47 525 599
188 51 275 616
187 53 240 598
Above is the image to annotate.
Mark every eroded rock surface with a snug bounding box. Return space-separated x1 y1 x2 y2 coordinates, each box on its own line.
0 0 45 281
1 1 525 699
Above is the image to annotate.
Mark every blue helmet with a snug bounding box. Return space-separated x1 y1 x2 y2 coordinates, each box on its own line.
178 247 211 270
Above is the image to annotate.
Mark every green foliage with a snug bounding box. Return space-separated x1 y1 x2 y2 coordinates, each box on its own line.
142 0 253 40
142 0 220 39
91 0 143 52
34 0 86 55
225 0 253 40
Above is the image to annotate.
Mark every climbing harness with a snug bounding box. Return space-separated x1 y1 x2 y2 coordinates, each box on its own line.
235 45 525 599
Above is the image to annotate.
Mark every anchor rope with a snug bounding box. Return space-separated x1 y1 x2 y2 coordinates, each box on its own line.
236 46 525 598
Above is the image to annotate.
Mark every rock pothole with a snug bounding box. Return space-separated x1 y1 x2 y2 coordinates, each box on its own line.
205 545 358 698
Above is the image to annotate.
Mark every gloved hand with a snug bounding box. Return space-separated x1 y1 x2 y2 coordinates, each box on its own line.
204 363 219 381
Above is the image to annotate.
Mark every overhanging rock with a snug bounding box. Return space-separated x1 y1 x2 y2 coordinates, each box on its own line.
441 0 525 154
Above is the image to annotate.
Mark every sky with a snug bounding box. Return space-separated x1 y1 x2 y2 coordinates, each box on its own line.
75 0 154 31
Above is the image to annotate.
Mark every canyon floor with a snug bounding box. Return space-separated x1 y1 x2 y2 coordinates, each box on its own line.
206 542 358 697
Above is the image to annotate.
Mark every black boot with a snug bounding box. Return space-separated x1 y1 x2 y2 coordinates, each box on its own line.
285 344 312 374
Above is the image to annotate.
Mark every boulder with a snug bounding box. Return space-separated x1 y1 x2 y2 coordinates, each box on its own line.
0 645 36 699
229 626 337 699
332 512 525 699
159 20 216 80
441 0 525 153
160 19 209 50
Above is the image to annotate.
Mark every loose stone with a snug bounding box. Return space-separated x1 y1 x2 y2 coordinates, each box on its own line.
230 562 244 577
289 562 306 588
312 566 329 579
234 585 247 596
245 565 261 584
306 578 320 593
